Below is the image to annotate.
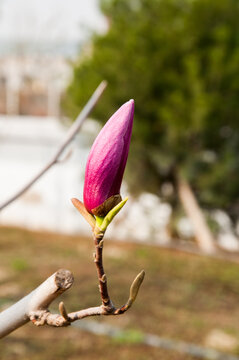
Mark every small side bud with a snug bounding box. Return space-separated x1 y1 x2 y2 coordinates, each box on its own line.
100 274 107 283
59 301 69 322
114 270 145 315
98 239 104 248
129 270 145 304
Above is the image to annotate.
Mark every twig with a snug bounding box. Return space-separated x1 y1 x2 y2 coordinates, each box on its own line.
0 209 144 337
28 227 145 328
92 228 145 315
0 81 107 211
93 230 112 308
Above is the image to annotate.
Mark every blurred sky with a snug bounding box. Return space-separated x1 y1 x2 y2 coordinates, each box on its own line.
0 0 106 42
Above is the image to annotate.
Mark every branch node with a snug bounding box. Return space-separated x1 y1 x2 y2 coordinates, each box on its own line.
98 239 104 248
29 310 50 326
100 274 107 283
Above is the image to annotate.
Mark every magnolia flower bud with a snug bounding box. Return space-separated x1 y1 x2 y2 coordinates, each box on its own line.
83 99 134 216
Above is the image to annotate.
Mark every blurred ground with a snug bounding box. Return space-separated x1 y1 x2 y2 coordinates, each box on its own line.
1 226 239 359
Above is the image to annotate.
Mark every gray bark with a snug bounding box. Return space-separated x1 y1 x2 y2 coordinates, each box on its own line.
0 269 73 338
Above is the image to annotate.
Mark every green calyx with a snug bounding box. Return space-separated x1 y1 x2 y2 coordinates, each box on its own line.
95 197 128 233
72 196 128 235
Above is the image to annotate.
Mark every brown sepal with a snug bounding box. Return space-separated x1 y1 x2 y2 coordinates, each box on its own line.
71 198 96 229
92 194 122 217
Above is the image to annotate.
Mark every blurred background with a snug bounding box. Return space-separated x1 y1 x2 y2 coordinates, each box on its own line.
1 0 239 359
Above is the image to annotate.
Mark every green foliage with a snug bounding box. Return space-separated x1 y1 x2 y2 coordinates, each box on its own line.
11 258 29 272
63 0 239 221
113 329 144 344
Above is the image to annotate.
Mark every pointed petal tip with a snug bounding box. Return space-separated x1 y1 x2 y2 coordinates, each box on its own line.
122 99 134 109
123 99 134 117
127 99 134 109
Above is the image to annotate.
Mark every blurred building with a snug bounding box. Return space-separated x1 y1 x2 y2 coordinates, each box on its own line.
0 41 76 117
0 55 71 117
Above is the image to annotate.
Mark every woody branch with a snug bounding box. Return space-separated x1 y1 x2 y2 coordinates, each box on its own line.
0 245 144 338
28 223 144 328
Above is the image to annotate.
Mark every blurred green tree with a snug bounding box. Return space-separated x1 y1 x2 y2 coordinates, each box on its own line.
63 0 239 251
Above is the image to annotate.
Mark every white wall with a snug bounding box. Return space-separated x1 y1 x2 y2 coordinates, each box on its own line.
0 115 172 244
0 115 91 235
